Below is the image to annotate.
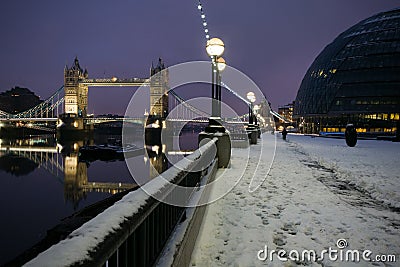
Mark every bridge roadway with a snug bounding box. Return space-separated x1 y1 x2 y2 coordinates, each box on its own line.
0 118 58 122
0 117 239 123
0 117 247 124
0 146 59 153
80 78 150 87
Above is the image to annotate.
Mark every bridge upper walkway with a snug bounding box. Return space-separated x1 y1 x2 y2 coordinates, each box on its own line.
80 78 149 87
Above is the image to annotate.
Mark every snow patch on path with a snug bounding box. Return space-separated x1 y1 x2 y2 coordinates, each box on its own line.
191 134 400 266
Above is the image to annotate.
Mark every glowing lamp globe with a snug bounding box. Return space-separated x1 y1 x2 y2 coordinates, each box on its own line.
247 92 256 103
217 57 226 72
206 38 225 57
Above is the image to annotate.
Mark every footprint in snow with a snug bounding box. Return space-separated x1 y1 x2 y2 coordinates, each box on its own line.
273 233 287 246
281 222 298 235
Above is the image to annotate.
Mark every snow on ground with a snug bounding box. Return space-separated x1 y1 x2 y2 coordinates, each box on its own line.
190 133 400 267
288 134 400 210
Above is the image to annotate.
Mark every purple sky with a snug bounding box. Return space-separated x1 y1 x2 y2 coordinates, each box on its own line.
0 0 398 114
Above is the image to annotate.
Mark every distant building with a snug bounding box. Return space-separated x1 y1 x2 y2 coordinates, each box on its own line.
278 101 295 122
294 8 400 134
0 87 42 114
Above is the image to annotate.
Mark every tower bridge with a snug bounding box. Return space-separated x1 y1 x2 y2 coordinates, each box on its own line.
0 57 262 131
61 57 168 131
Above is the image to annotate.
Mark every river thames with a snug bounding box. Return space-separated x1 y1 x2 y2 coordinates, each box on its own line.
0 129 200 265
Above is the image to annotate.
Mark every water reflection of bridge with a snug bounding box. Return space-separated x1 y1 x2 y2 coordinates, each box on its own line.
81 182 136 193
0 146 64 177
0 139 138 208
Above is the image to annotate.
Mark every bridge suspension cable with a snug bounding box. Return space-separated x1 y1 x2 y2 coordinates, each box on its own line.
169 90 210 119
270 109 292 123
0 86 65 119
14 86 65 118
220 81 251 106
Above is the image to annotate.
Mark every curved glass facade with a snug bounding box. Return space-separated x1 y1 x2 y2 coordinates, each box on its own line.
294 8 400 134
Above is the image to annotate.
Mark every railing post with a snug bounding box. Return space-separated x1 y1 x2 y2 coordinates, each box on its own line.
138 222 146 267
108 251 117 267
127 232 135 266
119 241 128 267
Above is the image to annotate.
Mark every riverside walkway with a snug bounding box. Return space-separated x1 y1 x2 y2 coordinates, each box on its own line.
190 133 400 267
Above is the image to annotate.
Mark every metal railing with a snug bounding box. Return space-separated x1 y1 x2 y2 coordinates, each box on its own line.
25 139 218 267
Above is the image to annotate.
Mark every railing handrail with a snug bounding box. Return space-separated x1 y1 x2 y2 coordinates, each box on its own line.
25 139 218 267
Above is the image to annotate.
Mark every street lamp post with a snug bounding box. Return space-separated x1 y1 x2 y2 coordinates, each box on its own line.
216 57 226 117
247 92 255 125
253 105 260 124
253 105 261 138
199 37 231 168
246 92 258 144
206 37 225 121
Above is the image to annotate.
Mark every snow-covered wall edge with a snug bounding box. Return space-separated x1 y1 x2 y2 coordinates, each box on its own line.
24 139 218 267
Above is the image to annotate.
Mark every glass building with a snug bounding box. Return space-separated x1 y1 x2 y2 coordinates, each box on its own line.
294 8 400 134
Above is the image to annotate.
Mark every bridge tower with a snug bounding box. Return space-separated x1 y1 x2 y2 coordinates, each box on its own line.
64 57 89 117
146 58 169 145
61 57 89 131
60 57 88 131
149 58 169 120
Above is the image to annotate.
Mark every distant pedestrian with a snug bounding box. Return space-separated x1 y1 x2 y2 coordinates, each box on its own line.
282 127 287 140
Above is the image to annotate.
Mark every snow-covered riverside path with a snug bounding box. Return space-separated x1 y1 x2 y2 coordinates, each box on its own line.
190 133 400 266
